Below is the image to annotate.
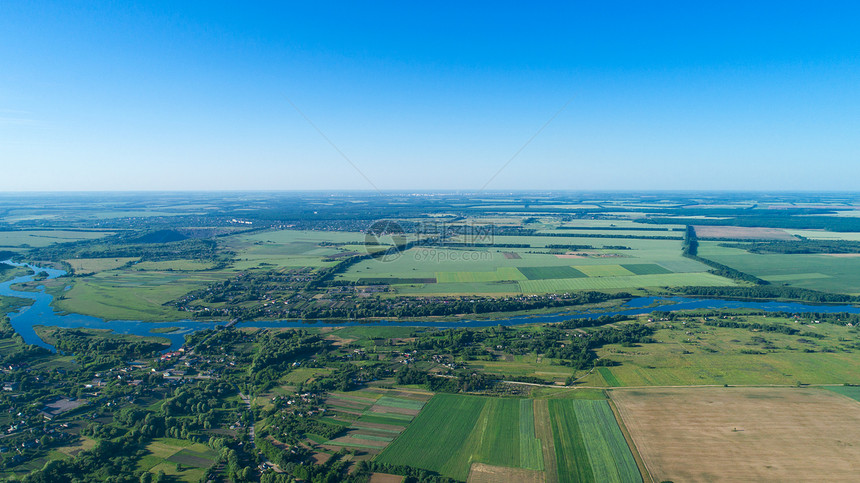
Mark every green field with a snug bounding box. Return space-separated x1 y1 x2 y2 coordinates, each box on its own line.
518 272 732 293
64 257 138 274
53 270 229 321
699 241 860 294
376 394 640 482
825 385 860 402
0 230 114 248
136 438 217 481
620 263 673 275
337 235 721 295
518 266 587 280
133 260 216 271
375 394 511 480
582 317 860 387
518 399 544 471
435 266 526 283
223 229 381 270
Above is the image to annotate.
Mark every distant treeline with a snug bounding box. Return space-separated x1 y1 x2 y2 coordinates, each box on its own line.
555 226 684 232
640 214 860 232
527 232 683 240
29 237 223 263
554 314 633 330
544 244 632 250
721 239 860 254
677 285 860 304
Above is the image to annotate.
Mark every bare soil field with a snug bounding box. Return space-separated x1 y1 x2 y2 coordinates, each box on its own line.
611 387 860 482
693 225 795 240
467 463 544 483
369 474 404 483
826 253 860 257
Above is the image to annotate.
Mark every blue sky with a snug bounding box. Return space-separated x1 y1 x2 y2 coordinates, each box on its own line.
2 1 859 191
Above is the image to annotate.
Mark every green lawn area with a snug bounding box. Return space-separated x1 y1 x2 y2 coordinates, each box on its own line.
549 400 641 483
337 236 720 296
699 241 860 294
582 317 860 386
54 270 230 321
0 230 114 248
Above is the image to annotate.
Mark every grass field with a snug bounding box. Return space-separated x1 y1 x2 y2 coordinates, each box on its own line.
133 260 216 271
699 241 860 294
376 394 640 482
53 270 230 321
375 394 508 480
435 266 526 283
518 266 587 280
137 438 217 481
224 229 406 270
581 317 860 386
518 272 732 293
612 387 860 482
549 400 641 483
825 385 860 402
64 257 138 274
337 235 717 296
0 230 114 248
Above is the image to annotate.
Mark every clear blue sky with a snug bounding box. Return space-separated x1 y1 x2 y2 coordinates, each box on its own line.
2 1 859 191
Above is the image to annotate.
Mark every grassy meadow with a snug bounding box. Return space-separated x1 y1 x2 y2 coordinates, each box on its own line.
582 315 860 387
698 240 860 294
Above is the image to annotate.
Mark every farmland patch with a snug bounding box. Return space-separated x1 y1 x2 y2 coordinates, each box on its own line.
611 387 860 482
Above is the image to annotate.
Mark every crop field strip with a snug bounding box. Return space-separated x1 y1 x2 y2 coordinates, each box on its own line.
323 392 426 452
518 266 588 280
548 399 593 482
533 400 559 483
518 399 544 471
598 367 622 387
573 401 641 483
548 400 641 483
377 394 641 482
375 394 486 480
519 272 733 293
619 263 672 275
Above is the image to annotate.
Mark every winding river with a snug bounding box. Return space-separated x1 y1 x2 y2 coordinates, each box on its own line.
3 260 860 353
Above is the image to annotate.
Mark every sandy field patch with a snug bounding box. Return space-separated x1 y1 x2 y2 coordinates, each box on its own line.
611 387 860 482
369 474 404 483
467 463 544 483
826 253 860 257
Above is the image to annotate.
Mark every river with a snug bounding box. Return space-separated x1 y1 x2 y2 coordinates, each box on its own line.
3 260 860 352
